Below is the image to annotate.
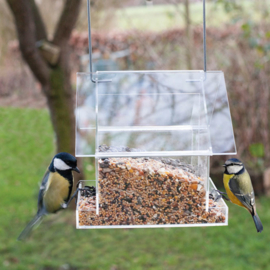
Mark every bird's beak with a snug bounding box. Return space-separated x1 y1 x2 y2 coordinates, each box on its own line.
222 164 226 167
73 167 80 173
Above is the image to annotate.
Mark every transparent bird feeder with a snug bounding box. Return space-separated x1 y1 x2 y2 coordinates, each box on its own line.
75 1 236 229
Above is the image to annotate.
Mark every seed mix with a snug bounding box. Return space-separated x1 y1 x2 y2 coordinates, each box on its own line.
78 156 226 226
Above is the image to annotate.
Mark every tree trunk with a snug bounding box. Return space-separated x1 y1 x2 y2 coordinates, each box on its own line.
47 67 75 154
7 0 81 152
6 0 84 201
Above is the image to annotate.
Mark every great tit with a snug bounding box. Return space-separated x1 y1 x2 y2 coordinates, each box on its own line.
222 158 263 233
18 152 80 241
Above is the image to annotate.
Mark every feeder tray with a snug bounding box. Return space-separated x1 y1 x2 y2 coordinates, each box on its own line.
75 1 236 229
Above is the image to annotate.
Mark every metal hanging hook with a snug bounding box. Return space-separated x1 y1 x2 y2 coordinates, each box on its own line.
87 0 207 75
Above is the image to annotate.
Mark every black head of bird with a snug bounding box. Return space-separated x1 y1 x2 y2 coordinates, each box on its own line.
51 152 80 173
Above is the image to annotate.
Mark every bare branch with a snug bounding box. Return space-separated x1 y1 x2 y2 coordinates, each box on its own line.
6 0 50 89
53 0 82 46
29 0 48 41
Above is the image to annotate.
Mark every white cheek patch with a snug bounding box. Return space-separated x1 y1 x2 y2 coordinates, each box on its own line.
227 165 243 174
54 158 72 171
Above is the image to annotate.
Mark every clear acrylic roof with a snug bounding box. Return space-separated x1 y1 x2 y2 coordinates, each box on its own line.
76 71 236 157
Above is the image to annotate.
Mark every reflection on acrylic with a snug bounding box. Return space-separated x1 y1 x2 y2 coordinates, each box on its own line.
76 71 236 156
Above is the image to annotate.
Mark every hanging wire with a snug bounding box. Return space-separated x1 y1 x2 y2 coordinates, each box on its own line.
203 0 207 72
87 0 96 83
87 0 93 75
87 0 207 75
87 0 111 83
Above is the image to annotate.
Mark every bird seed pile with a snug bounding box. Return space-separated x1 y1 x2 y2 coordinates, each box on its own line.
78 157 226 226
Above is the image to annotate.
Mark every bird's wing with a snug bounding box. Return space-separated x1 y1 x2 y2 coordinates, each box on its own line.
37 169 50 213
229 174 255 213
66 175 74 203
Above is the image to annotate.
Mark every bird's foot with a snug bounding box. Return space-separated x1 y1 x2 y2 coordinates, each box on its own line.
220 195 230 201
209 189 230 202
61 203 68 209
215 189 230 201
64 186 96 208
216 190 227 195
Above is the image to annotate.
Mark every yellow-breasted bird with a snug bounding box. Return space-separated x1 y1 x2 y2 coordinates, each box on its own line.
18 152 80 241
222 158 263 233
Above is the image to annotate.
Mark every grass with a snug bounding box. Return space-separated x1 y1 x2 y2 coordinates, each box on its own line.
0 106 270 270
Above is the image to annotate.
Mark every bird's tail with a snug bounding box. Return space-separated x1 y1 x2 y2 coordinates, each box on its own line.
252 213 263 233
17 214 44 241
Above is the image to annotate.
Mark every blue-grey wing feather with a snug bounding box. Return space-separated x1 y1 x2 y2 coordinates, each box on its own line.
37 169 50 213
229 175 254 213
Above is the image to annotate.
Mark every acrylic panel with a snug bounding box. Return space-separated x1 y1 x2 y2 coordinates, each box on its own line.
76 71 236 157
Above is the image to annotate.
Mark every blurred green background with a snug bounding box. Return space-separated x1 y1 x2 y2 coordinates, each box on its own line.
1 0 270 269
